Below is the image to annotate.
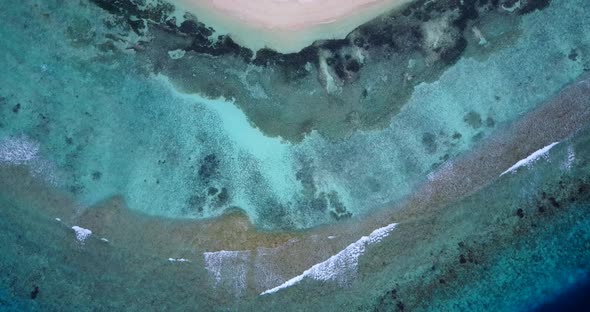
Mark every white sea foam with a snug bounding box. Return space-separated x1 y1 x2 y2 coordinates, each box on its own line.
71 226 92 243
564 145 575 171
203 250 251 295
253 247 285 290
260 223 398 295
0 136 58 185
500 142 559 176
0 136 39 165
167 258 190 262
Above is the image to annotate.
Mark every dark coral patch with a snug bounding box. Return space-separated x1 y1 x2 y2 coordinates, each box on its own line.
518 0 552 15
198 154 219 179
30 286 39 300
422 133 438 154
464 111 483 129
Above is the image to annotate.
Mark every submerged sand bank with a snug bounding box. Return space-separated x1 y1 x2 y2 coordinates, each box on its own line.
169 0 415 52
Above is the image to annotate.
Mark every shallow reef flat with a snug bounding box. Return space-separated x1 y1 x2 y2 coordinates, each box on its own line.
0 0 590 310
0 76 589 310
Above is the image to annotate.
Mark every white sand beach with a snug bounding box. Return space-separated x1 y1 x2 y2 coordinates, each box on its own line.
169 0 415 53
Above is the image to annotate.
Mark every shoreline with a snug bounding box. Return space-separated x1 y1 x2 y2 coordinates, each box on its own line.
168 0 415 53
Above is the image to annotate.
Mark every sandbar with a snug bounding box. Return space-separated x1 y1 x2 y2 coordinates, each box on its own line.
169 0 415 53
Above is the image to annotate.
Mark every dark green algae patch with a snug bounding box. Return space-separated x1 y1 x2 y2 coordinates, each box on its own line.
89 0 553 142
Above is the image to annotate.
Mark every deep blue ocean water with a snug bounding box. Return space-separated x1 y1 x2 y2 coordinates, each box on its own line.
533 276 590 312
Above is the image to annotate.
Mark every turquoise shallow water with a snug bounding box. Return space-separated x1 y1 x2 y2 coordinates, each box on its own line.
1 0 590 310
1 0 589 230
0 113 588 311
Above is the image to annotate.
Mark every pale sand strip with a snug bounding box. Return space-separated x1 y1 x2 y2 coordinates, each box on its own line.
168 0 415 53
